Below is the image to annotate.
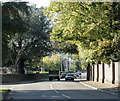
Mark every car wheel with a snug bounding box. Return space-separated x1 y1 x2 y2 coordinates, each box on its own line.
72 79 74 81
65 79 67 81
49 78 52 81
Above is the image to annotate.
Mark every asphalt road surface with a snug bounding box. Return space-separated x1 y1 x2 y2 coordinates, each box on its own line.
2 79 118 100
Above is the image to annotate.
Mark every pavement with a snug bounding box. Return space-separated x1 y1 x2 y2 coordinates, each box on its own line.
0 88 11 100
79 80 119 96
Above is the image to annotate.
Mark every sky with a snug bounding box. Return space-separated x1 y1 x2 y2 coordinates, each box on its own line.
23 0 50 8
2 0 50 8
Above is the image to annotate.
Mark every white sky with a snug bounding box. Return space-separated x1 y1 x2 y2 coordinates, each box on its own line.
22 0 50 8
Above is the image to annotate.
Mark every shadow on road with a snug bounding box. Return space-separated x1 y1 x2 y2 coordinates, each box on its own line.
4 89 118 101
2 79 119 101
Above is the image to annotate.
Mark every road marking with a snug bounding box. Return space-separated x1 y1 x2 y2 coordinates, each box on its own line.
50 83 71 99
79 82 118 95
50 84 54 90
79 82 97 90
50 84 59 94
61 94 71 99
42 94 46 97
54 90 59 93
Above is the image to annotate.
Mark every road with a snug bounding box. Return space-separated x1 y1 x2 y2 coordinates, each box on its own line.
2 79 118 100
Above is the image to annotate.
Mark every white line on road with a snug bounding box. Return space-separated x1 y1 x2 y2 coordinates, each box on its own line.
79 82 97 90
42 94 46 97
50 84 59 93
50 84 54 90
50 84 71 99
61 94 71 99
54 90 59 93
79 82 118 95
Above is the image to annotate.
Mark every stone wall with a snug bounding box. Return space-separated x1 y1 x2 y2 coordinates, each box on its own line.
92 62 120 86
1 73 48 83
94 64 97 82
115 62 120 85
99 63 102 83
104 63 112 84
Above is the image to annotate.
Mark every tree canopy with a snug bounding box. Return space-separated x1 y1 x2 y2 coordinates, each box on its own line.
45 2 120 64
2 2 31 66
2 2 52 74
52 41 78 54
2 2 30 35
43 54 61 71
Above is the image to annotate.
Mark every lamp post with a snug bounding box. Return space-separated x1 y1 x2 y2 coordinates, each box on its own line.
61 57 62 72
68 58 69 71
58 53 63 72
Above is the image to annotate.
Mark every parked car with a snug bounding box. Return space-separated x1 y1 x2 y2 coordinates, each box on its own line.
65 73 74 81
72 73 80 79
77 71 82 75
60 73 66 79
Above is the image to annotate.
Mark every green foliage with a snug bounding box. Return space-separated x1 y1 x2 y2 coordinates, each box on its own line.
2 2 30 35
72 53 86 70
26 56 42 69
2 3 52 73
52 41 78 54
2 2 31 66
43 54 61 71
45 2 120 64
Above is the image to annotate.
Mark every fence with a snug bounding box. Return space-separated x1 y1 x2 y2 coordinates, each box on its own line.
91 61 120 86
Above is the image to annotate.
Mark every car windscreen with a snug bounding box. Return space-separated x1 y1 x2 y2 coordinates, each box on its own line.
67 74 73 76
49 70 59 74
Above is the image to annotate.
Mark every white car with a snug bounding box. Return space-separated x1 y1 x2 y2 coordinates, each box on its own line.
73 73 80 79
65 73 74 81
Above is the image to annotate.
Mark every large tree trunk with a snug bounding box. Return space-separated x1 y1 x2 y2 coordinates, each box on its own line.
17 58 26 74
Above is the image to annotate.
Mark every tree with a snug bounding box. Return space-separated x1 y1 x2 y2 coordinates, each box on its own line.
52 41 78 54
3 3 52 74
72 54 82 70
43 54 61 71
2 2 30 35
2 2 31 66
45 2 120 64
